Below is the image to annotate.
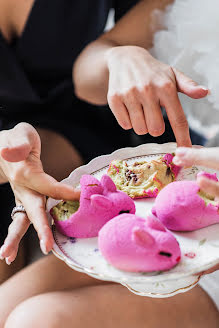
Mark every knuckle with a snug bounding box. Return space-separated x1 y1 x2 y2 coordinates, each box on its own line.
50 184 61 200
124 88 138 104
10 168 25 184
107 93 120 108
162 81 176 94
143 83 153 95
149 125 165 137
8 227 20 241
173 116 189 129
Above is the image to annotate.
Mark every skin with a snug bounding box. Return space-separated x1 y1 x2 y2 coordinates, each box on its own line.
174 147 219 275
0 255 219 328
73 0 209 144
0 0 218 326
0 0 210 265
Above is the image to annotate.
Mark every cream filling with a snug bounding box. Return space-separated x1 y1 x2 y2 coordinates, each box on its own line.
108 159 173 197
197 190 218 207
51 200 80 221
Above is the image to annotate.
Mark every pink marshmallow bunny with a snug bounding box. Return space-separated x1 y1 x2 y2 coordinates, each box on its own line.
152 172 219 231
98 214 181 272
51 174 136 238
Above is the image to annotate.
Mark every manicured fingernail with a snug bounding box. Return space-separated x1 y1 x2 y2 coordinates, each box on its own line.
199 85 208 91
0 246 5 259
199 86 211 95
6 258 11 265
40 240 48 255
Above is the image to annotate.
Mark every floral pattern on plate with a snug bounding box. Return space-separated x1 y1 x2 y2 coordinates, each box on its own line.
47 143 219 297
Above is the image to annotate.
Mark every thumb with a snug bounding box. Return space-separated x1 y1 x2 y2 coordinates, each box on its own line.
0 123 41 162
173 67 209 99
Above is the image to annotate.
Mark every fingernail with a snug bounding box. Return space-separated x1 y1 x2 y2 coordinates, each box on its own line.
199 86 211 95
40 240 48 255
0 246 5 259
6 258 11 265
199 85 208 91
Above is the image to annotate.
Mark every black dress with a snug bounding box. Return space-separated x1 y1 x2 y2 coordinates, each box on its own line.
0 0 204 244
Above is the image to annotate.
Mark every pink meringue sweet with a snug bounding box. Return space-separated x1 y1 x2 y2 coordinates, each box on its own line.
152 172 219 231
98 214 181 272
50 174 136 238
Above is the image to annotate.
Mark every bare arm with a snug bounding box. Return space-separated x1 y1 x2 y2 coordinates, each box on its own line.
73 0 208 147
73 0 174 105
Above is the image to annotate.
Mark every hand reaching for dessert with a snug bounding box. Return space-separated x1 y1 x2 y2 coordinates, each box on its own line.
174 146 219 275
174 147 219 199
105 46 209 146
0 123 80 264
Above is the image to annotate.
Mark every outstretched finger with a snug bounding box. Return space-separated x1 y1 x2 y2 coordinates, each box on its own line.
173 147 219 170
25 171 80 201
21 191 54 255
161 90 192 147
0 209 30 264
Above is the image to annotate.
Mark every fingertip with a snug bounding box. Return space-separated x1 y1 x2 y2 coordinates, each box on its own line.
172 157 183 166
197 176 209 188
187 86 209 99
5 257 11 265
0 245 6 259
40 239 49 255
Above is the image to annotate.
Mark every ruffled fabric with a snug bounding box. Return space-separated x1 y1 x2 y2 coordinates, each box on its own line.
151 0 219 137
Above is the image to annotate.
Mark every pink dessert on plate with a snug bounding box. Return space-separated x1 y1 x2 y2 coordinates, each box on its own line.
98 214 181 272
50 174 136 238
152 171 219 231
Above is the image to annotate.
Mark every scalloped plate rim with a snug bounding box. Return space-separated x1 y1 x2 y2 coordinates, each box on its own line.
47 142 219 285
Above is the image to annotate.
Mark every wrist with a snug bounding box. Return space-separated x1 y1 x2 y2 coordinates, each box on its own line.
105 45 151 68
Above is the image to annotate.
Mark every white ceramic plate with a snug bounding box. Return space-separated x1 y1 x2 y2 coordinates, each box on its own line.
47 143 219 297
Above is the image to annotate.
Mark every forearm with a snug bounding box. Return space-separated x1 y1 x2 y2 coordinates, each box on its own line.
73 39 116 105
73 0 173 105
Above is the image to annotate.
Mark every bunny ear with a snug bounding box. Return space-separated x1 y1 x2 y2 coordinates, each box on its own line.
146 216 166 232
101 175 117 192
132 227 155 247
91 194 113 210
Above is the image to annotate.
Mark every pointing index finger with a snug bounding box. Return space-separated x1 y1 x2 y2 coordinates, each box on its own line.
174 147 219 170
162 90 192 147
25 171 80 200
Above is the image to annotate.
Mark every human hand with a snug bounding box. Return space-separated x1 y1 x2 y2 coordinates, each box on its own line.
173 147 219 199
0 123 80 264
106 46 209 146
174 146 219 276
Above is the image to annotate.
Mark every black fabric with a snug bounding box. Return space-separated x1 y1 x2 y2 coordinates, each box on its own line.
0 0 205 245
